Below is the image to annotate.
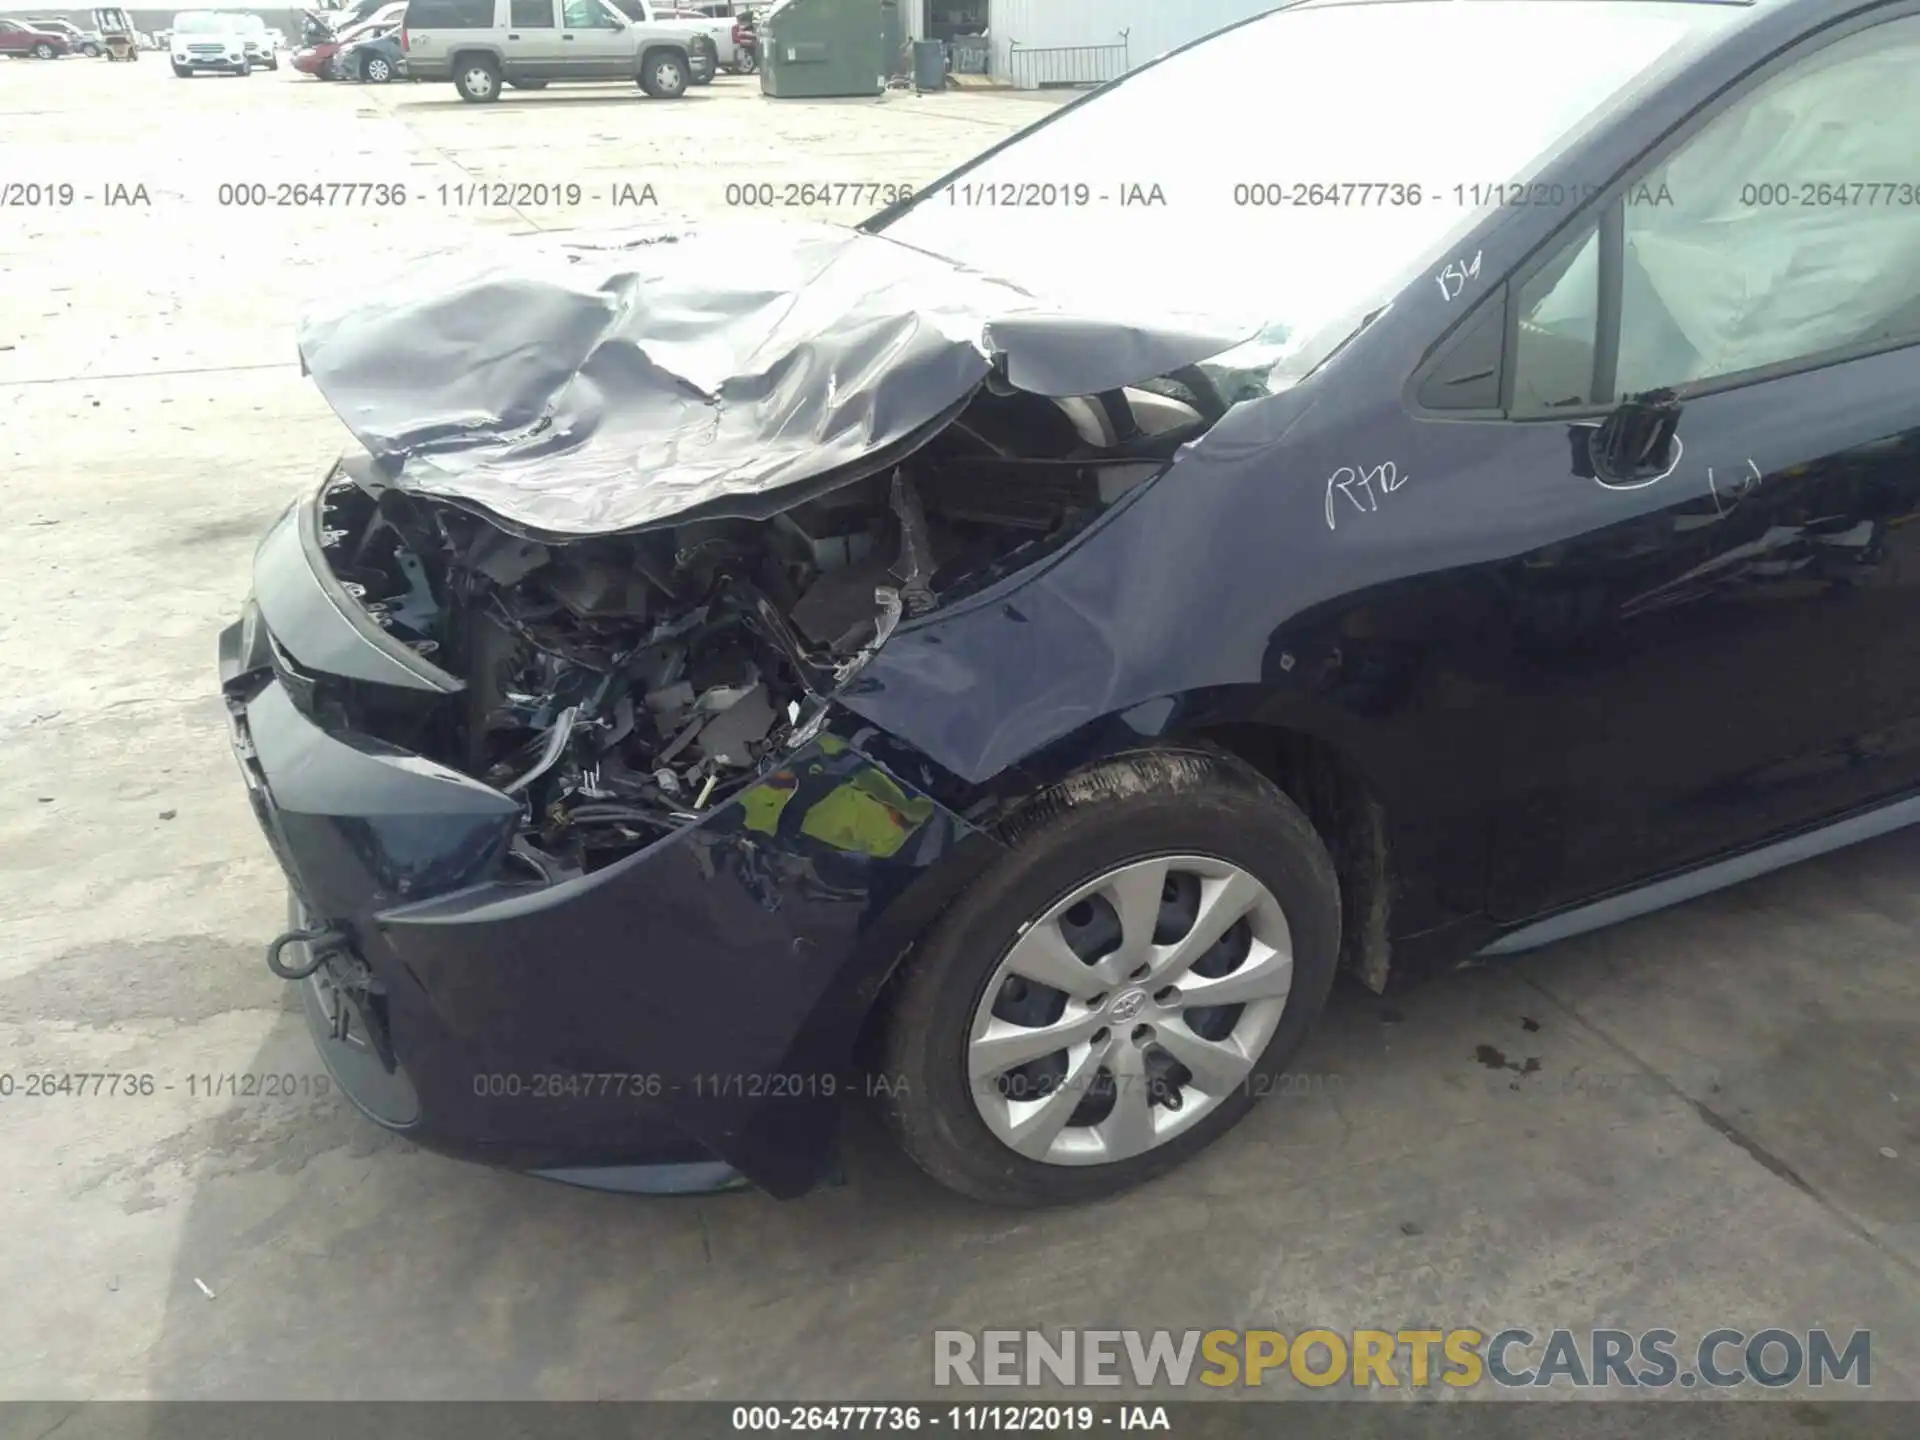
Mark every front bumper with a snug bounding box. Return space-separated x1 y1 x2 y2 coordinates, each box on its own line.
217 510 999 1196
176 52 247 70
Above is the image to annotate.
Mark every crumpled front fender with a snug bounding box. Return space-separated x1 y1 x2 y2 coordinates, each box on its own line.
375 729 1004 1197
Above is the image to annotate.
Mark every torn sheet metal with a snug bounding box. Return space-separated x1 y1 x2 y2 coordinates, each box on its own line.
295 219 1254 540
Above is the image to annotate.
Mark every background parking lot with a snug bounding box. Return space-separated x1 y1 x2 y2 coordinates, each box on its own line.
1 57 1917 1402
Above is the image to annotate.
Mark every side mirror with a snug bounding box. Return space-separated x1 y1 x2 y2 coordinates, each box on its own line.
1574 389 1682 487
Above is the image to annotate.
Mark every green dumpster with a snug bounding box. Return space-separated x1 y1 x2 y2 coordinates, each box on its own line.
760 0 890 98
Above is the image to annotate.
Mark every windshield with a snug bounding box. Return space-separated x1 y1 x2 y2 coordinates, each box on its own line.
878 0 1745 399
172 12 232 32
238 15 265 32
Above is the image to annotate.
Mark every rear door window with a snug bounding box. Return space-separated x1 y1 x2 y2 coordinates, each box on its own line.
562 0 619 26
406 0 494 27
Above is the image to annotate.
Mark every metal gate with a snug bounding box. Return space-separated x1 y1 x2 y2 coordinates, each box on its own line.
1007 28 1128 89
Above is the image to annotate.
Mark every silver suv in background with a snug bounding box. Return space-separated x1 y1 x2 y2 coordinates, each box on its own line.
402 0 714 101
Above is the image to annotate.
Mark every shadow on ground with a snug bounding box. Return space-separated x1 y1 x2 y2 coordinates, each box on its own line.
125 832 1920 1401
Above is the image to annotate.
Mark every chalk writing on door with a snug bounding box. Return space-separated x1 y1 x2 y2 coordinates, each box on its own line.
1436 251 1483 302
1326 461 1409 530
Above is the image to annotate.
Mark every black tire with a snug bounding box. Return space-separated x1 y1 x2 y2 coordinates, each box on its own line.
874 748 1342 1207
362 53 392 82
636 48 687 98
171 61 190 76
506 77 546 88
33 42 57 58
267 56 279 70
734 48 757 74
453 53 500 101
82 43 101 57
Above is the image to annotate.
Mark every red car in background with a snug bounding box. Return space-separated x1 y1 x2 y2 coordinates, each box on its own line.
293 1 404 77
0 18 71 57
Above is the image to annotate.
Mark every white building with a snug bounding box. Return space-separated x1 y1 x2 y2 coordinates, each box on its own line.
905 0 1286 89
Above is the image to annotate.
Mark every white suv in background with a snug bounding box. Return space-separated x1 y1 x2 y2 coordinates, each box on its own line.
237 14 280 68
170 11 249 74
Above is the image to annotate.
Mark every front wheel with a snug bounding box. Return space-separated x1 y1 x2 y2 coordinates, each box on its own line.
33 42 57 58
171 61 190 76
454 55 499 101
362 53 391 82
874 749 1342 1207
82 42 102 57
637 50 687 98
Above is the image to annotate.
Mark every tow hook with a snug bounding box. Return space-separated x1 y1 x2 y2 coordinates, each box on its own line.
265 925 348 981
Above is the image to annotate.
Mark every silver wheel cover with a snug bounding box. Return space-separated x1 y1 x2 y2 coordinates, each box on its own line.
968 854 1294 1167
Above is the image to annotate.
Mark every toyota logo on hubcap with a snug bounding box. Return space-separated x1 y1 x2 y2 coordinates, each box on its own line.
1110 989 1148 1022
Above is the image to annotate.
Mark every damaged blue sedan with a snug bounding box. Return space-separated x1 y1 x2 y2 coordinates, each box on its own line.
221 0 1920 1204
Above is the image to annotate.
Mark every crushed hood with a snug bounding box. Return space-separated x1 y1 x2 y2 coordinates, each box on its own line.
295 219 1253 539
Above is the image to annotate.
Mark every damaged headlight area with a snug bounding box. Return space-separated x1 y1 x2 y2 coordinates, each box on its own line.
298 382 1197 876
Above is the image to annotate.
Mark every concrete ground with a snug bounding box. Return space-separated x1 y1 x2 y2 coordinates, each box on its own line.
1 55 1916 1406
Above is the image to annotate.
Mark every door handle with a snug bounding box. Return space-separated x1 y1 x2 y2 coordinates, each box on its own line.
563 32 575 38
507 30 520 37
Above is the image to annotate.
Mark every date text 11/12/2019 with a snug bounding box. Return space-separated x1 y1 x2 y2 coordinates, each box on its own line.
210 181 663 209
465 1071 1345 1105
0 1072 333 1099
942 181 1167 208
728 1404 1171 1432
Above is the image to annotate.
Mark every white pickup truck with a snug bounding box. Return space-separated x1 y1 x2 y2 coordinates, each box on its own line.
611 0 741 72
402 0 720 101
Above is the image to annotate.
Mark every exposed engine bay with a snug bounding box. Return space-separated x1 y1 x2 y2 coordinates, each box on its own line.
305 377 1219 876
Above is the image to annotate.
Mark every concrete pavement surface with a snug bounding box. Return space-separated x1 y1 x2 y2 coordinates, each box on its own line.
0 56 1915 1405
